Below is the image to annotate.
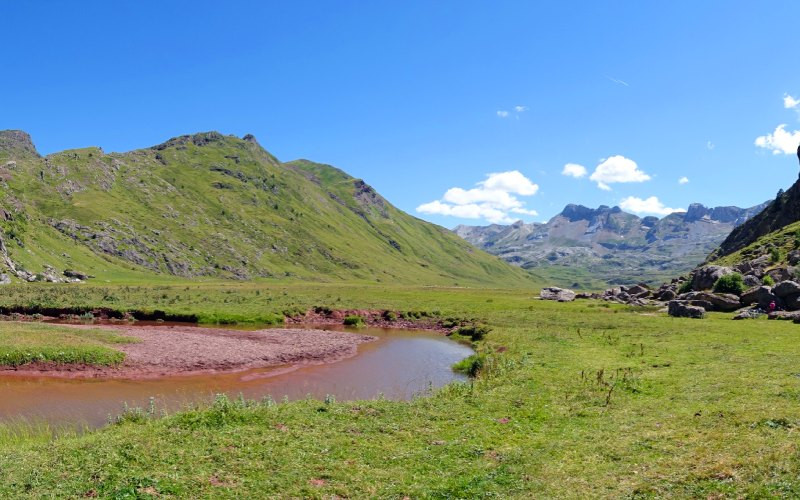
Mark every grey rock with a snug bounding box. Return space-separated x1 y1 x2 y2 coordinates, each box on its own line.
768 311 800 321
63 269 90 280
767 267 793 283
785 294 800 311
743 275 762 288
789 251 800 266
0 273 9 285
773 281 800 298
679 291 742 312
657 289 677 301
740 286 763 306
626 284 649 295
692 265 733 291
757 286 784 310
733 308 764 320
540 287 576 302
668 301 705 319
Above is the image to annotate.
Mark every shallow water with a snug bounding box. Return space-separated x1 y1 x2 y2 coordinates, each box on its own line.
0 324 473 428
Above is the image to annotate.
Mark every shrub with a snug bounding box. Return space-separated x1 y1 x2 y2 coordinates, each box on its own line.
713 273 745 295
452 354 485 377
381 310 397 322
455 324 492 341
763 275 775 286
770 248 781 264
343 315 365 327
678 280 693 294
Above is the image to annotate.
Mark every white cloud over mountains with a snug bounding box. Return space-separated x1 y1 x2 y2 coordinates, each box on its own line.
755 124 800 155
588 155 651 190
755 94 800 155
417 171 539 224
619 196 684 216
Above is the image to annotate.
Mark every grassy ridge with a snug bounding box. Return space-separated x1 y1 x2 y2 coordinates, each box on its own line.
0 131 534 287
0 322 133 367
1 283 799 497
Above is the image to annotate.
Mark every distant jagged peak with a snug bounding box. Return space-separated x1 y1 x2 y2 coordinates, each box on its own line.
0 130 40 158
150 131 239 151
558 203 622 222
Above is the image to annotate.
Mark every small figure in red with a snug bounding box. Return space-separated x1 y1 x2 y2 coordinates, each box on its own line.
769 300 777 312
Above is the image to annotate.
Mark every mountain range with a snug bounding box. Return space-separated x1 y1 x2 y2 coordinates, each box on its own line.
0 130 531 286
455 201 768 289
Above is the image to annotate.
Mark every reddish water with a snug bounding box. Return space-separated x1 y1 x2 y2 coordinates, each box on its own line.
0 324 472 428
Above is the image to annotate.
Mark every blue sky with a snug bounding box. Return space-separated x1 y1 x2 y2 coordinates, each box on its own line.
3 1 800 227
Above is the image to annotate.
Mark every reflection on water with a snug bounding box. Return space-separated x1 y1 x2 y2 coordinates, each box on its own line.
0 325 473 428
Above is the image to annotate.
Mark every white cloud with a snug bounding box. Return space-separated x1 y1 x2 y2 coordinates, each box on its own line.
706 141 715 150
755 124 800 155
588 155 650 190
561 163 587 179
605 76 629 87
784 94 800 109
416 170 539 224
678 176 689 185
496 110 509 118
619 196 684 216
514 105 528 113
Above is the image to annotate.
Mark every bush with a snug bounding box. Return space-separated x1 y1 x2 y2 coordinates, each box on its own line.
452 354 485 377
763 275 775 286
343 315 365 327
770 248 781 264
454 324 492 341
713 273 745 295
381 310 397 322
678 280 693 294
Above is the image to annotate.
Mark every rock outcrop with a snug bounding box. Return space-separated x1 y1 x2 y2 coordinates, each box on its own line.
540 287 576 302
668 301 705 319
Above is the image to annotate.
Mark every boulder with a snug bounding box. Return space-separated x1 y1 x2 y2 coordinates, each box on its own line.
773 281 800 298
657 289 677 301
0 274 9 285
63 269 90 280
540 287 576 302
757 286 784 310
785 294 800 311
768 311 800 321
691 266 733 291
575 292 600 300
743 275 762 288
740 286 762 306
626 284 649 295
789 250 800 266
668 301 705 319
678 292 742 312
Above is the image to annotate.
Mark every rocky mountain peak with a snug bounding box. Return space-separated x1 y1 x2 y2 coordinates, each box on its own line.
0 130 40 158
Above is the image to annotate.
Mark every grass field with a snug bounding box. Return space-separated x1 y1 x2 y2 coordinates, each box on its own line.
1 283 800 497
0 322 133 367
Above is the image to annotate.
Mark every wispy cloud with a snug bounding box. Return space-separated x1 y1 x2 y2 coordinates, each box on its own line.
620 196 684 216
514 105 528 113
417 171 539 224
605 75 629 87
706 141 715 150
496 110 510 118
678 176 689 185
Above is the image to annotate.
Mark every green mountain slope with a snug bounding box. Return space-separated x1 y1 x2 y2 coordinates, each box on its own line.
0 130 532 286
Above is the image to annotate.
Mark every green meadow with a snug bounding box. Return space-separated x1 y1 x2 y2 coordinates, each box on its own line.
0 283 798 498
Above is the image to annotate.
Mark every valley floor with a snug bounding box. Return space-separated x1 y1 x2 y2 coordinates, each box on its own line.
1 283 799 498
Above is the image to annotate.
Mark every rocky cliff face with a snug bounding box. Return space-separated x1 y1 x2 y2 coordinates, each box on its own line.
456 202 767 288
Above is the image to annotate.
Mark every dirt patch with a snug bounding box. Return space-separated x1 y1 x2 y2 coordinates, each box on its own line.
0 324 376 379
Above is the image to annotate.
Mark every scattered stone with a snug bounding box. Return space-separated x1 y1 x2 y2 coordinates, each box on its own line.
767 267 793 284
0 274 9 285
743 275 762 288
658 289 677 301
540 287 576 302
733 308 764 320
668 301 705 319
63 269 90 280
